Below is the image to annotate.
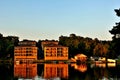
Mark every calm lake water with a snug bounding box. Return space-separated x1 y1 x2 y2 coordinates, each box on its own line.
0 62 120 80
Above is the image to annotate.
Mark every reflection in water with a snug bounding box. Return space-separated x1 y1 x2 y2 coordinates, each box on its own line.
91 62 116 68
95 63 106 68
107 63 116 67
0 62 119 79
0 64 13 80
14 63 37 79
71 63 87 72
43 63 68 79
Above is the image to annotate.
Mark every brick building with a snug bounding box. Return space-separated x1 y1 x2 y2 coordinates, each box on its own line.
14 40 38 63
41 40 58 50
44 44 68 60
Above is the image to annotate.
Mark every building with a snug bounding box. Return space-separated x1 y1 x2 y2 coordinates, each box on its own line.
44 64 68 79
74 54 87 62
41 40 59 50
14 40 38 63
44 44 68 60
18 40 36 46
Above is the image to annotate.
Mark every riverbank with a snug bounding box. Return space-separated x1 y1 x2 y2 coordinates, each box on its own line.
1 59 120 65
0 60 13 64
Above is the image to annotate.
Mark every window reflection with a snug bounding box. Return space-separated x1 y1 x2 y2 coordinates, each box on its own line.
14 63 37 79
43 64 68 79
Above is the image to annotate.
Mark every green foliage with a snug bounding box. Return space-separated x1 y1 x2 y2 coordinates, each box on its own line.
59 34 110 58
93 43 109 57
109 22 120 39
0 33 19 59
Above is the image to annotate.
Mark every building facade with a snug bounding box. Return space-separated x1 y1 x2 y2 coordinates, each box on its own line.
14 40 38 63
44 44 68 60
18 40 36 46
41 40 59 50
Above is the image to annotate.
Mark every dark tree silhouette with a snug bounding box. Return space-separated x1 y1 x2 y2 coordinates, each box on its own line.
114 8 120 16
0 33 19 59
109 9 120 39
109 9 120 57
109 22 120 39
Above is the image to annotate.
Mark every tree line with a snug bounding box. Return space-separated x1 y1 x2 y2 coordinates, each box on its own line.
0 33 19 59
59 34 112 58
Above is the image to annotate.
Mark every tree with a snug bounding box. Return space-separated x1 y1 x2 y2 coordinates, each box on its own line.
109 22 120 39
114 8 120 16
59 34 110 58
0 35 19 59
109 9 120 39
0 33 3 38
109 9 120 57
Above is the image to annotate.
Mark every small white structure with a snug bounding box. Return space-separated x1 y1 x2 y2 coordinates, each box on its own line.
107 59 116 63
99 57 116 63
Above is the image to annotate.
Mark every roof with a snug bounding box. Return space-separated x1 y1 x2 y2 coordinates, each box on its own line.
41 40 58 42
44 44 67 47
75 54 87 58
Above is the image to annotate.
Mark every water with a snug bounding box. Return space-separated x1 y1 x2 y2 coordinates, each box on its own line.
0 62 120 80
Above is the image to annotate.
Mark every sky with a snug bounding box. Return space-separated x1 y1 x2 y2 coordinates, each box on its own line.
0 0 120 41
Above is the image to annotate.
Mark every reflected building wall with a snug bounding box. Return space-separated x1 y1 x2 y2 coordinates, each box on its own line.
14 63 37 79
44 64 68 79
71 63 87 72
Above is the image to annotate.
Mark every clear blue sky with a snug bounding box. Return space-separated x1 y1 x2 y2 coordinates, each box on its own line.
0 0 120 41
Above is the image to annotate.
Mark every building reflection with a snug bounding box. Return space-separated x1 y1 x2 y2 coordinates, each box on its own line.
43 64 68 79
91 62 116 68
14 63 37 79
71 63 87 72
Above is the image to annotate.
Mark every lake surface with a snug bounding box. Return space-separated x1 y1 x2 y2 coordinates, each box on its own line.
0 62 120 80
